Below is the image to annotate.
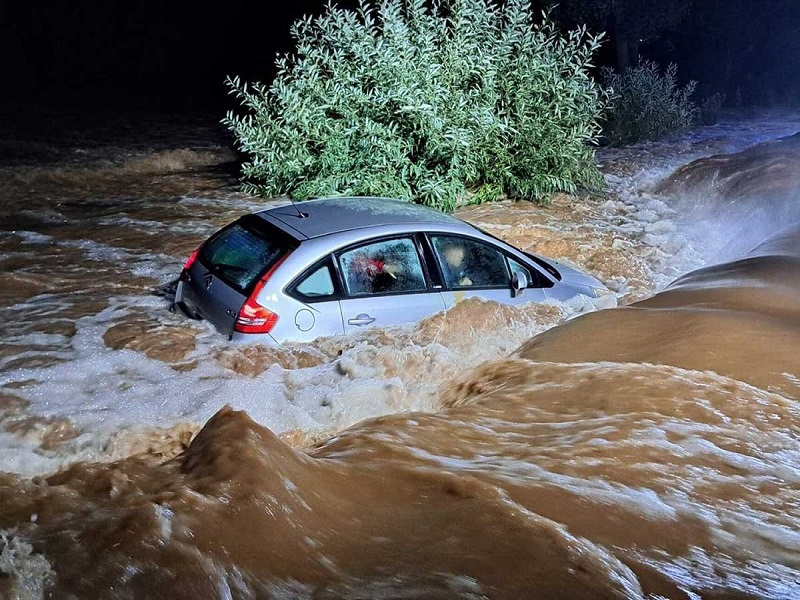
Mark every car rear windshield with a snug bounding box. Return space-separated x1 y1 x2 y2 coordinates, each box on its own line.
199 218 291 294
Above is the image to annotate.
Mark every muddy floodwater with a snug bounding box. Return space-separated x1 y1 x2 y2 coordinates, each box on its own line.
1 110 800 598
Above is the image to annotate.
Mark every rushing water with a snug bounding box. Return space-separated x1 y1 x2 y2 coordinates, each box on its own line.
1 111 799 598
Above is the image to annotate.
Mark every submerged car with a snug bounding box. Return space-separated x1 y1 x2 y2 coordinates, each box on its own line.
174 197 614 344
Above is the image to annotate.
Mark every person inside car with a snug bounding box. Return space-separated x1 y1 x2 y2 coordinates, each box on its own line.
441 242 474 287
348 251 401 294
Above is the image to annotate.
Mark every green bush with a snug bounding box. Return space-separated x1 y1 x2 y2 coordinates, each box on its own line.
698 92 725 125
223 0 608 211
602 61 697 146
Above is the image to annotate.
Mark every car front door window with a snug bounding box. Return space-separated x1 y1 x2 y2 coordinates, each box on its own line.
507 256 535 287
430 235 509 289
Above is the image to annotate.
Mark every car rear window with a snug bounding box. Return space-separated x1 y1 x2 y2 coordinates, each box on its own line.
295 264 336 299
199 220 288 293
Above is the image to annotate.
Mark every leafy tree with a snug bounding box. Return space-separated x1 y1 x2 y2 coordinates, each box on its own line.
602 61 697 145
224 0 608 211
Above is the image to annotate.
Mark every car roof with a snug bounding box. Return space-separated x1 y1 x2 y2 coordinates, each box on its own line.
254 197 463 240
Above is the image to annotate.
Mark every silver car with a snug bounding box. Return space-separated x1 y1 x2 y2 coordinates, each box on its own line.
174 197 614 344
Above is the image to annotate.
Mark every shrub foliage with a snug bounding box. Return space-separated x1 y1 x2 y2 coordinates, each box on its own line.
602 61 697 145
224 0 607 210
698 92 725 126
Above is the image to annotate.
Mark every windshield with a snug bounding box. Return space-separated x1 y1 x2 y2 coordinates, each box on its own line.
199 220 287 293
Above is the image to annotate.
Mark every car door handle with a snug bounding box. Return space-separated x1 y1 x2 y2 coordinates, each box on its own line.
348 313 376 326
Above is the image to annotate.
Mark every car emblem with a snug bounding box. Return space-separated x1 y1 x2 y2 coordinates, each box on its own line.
202 273 213 290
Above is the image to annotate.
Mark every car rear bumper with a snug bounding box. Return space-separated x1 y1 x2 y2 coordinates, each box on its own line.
175 279 280 345
229 330 280 345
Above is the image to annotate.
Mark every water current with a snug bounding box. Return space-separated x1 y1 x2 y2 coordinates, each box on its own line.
1 110 799 598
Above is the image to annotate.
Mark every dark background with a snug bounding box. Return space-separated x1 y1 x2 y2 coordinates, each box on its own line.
2 0 362 112
3 1 800 115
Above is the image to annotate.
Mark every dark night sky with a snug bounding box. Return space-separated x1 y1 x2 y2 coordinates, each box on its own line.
2 1 358 110
3 1 800 113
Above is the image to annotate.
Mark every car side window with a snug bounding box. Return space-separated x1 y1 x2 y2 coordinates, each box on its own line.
507 256 552 288
296 264 335 298
339 238 427 296
507 257 535 287
430 235 509 289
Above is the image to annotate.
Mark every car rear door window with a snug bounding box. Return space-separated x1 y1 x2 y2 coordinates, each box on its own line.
199 222 285 293
430 235 509 289
339 238 427 296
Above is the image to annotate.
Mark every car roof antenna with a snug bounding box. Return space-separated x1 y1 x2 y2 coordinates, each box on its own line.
288 197 309 219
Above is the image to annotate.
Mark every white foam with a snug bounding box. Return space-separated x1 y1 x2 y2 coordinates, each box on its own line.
12 231 53 244
0 289 572 475
0 529 54 600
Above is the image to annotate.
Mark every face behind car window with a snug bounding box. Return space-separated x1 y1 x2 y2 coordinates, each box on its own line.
431 236 509 288
339 238 427 296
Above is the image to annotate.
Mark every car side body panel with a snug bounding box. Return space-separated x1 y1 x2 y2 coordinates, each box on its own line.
339 292 447 334
262 295 345 344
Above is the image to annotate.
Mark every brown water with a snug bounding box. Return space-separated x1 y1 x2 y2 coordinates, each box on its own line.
1 113 799 598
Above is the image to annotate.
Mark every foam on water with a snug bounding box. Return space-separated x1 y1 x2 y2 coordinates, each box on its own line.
597 111 800 286
0 292 577 475
0 529 54 600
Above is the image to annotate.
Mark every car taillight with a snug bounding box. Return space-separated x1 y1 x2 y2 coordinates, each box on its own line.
235 299 279 333
233 253 290 335
182 246 201 272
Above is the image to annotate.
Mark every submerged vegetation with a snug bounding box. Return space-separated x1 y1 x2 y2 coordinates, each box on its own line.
224 0 608 211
